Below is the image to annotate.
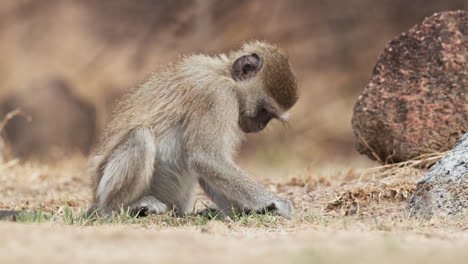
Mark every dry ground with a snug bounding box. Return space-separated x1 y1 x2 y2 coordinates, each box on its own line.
1 157 467 264
1 2 467 263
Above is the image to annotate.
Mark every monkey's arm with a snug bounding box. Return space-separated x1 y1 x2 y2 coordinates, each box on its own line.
191 156 293 219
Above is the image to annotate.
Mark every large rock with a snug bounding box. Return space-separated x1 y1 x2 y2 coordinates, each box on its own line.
352 11 467 163
408 133 468 219
0 79 96 160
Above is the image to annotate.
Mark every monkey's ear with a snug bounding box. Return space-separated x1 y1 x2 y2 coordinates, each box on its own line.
231 53 263 81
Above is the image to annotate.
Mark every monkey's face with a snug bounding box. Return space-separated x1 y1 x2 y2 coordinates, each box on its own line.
231 44 297 134
232 53 277 133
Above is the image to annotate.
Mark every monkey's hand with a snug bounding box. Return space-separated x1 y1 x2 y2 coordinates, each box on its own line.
192 155 294 220
250 197 293 219
269 198 294 219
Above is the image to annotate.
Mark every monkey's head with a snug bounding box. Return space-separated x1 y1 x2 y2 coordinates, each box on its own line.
230 41 298 133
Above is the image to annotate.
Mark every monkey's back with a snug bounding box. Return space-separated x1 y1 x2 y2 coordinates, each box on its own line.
89 55 239 193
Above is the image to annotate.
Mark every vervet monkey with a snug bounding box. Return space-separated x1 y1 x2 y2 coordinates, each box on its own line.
87 41 298 219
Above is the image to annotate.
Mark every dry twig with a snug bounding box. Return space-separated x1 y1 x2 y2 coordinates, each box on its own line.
0 108 31 132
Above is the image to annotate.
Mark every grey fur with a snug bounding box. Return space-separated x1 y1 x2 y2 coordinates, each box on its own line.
130 196 168 215
87 41 298 219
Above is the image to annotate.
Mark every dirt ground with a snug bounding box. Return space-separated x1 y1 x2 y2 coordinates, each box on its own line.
2 222 467 264
1 157 467 264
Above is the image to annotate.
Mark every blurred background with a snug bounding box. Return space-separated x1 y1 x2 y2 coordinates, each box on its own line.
0 0 466 176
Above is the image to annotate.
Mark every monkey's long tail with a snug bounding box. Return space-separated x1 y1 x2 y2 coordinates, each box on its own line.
0 210 20 221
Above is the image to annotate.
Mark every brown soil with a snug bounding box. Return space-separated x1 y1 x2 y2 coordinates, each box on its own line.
0 157 467 264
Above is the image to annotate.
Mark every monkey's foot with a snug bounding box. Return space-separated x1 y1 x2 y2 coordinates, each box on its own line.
131 196 167 217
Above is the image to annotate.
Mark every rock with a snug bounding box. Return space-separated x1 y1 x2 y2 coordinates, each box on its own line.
352 10 468 163
408 133 468 219
0 79 97 160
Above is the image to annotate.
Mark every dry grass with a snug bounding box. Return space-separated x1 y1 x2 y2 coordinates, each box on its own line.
0 154 460 224
1 156 467 263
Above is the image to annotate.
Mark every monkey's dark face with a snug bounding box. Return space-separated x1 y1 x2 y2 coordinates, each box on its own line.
231 49 295 133
239 103 277 133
